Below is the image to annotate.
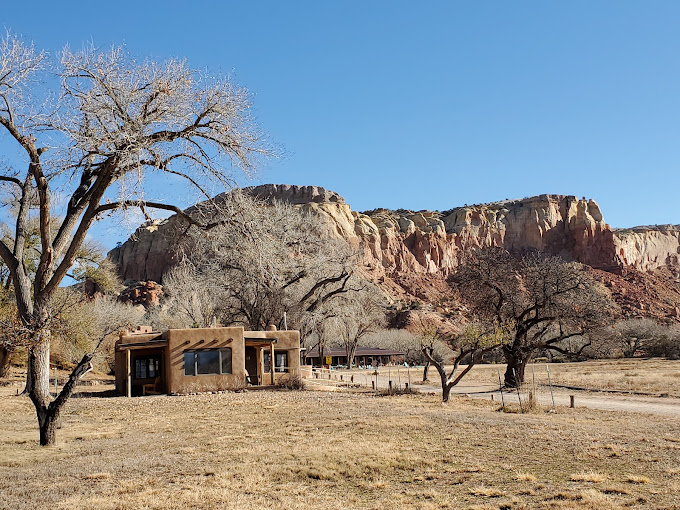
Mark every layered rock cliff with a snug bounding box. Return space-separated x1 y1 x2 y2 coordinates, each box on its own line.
109 185 680 302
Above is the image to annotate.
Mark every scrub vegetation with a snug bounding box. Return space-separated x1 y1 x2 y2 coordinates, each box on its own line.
1 382 679 509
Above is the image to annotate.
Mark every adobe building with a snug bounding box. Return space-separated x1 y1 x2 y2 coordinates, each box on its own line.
304 347 405 367
114 325 300 396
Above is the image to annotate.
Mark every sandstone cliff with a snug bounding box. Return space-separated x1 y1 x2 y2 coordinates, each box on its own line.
108 185 680 315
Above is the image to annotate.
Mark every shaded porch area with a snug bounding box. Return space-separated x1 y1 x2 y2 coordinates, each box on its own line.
115 337 168 397
244 337 279 386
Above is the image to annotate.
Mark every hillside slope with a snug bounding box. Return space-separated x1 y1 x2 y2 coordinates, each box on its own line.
108 184 680 320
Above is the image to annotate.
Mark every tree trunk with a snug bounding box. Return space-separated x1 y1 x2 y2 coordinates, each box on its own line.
422 361 430 382
503 348 530 388
442 381 452 402
37 406 60 447
28 334 51 405
0 346 10 378
346 343 358 369
27 330 57 446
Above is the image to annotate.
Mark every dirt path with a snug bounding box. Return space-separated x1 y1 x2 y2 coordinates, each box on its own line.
419 379 680 416
332 369 680 416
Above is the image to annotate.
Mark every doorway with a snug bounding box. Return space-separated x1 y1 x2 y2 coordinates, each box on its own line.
245 346 259 385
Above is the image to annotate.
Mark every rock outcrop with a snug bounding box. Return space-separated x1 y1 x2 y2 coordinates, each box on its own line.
108 185 680 312
613 225 680 272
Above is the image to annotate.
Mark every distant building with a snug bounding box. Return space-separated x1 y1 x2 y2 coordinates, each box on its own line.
114 325 300 396
304 347 405 367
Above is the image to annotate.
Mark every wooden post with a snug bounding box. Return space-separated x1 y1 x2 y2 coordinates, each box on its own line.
126 349 131 398
371 380 375 390
570 395 575 408
270 343 275 385
546 364 556 412
513 368 523 413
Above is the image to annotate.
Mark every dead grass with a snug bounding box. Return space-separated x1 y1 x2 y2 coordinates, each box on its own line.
516 472 538 482
453 359 680 396
570 471 607 483
623 474 651 484
1 385 679 509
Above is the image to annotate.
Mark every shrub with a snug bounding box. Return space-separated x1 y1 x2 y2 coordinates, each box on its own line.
276 374 306 390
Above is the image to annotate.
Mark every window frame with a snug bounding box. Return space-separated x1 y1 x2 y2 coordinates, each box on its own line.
183 348 233 376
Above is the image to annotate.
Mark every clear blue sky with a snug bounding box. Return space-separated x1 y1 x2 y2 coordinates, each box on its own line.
2 1 679 248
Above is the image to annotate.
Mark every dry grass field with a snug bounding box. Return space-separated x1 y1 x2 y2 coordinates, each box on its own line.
428 359 680 396
2 382 680 509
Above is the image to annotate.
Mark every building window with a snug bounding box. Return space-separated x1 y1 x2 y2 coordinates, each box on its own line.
135 356 160 379
264 351 289 373
275 351 288 372
184 348 232 376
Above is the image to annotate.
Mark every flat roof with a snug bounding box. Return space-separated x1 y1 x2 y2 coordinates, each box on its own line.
305 348 405 357
116 339 168 351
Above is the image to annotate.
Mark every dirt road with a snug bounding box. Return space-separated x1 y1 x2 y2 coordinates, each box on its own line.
315 368 680 416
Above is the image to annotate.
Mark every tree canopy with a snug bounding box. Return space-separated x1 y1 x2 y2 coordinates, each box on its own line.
451 247 617 387
0 33 273 444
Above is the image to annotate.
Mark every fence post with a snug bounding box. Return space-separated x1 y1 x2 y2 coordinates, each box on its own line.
513 368 523 413
497 369 505 410
546 364 556 412
570 395 575 408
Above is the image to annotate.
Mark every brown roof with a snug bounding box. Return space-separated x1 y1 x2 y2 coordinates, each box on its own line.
305 348 405 357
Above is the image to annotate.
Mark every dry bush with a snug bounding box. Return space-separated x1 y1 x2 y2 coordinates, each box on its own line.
275 374 305 390
377 385 416 397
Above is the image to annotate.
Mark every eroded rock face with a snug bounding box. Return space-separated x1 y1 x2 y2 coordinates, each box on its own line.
613 225 680 271
108 185 680 286
118 281 164 308
108 219 182 283
345 195 619 276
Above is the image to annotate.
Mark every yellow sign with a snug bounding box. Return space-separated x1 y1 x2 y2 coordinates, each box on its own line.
325 356 333 365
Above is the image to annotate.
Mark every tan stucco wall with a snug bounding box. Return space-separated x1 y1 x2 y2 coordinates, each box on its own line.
115 326 301 395
114 331 166 395
166 327 246 394
245 329 301 385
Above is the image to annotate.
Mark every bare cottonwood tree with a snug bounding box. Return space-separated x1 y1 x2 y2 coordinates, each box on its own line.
332 287 386 368
163 190 359 331
615 318 665 358
452 248 617 387
0 34 271 444
53 292 145 372
424 321 507 402
407 312 449 382
405 311 503 401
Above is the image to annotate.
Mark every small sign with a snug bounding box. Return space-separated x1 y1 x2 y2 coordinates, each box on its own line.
325 356 333 365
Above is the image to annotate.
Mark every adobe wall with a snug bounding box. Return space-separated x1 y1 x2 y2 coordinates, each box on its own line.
166 327 246 394
245 329 301 384
114 330 165 395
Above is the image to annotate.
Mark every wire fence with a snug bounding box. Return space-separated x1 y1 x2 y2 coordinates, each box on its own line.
305 363 576 412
